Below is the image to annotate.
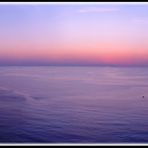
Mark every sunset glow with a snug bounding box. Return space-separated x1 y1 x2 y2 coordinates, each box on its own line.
0 3 148 66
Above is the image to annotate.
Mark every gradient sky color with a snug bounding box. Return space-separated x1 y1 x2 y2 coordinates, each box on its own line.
0 3 148 66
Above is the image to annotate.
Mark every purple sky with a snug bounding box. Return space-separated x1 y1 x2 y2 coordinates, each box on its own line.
0 3 148 66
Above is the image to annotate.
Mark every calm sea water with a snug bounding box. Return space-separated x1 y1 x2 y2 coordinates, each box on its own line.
0 66 148 143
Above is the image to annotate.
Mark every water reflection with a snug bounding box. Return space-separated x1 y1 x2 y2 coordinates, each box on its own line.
0 67 147 142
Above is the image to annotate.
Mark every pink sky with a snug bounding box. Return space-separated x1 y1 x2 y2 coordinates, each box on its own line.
0 3 148 66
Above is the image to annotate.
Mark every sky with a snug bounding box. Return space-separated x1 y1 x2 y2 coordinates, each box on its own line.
0 3 148 66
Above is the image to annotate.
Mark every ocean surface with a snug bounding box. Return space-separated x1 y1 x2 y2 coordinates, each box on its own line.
0 66 148 143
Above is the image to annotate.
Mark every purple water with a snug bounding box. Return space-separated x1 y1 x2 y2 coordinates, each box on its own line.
0 66 148 143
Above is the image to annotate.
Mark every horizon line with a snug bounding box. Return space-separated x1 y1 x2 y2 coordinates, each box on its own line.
0 65 147 67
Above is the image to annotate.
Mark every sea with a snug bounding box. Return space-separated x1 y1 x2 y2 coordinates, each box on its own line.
0 66 148 143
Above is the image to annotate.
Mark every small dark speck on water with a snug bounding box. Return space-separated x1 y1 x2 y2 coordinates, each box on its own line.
142 96 145 98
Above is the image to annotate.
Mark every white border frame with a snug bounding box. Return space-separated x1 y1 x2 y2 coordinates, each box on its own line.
0 2 148 5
